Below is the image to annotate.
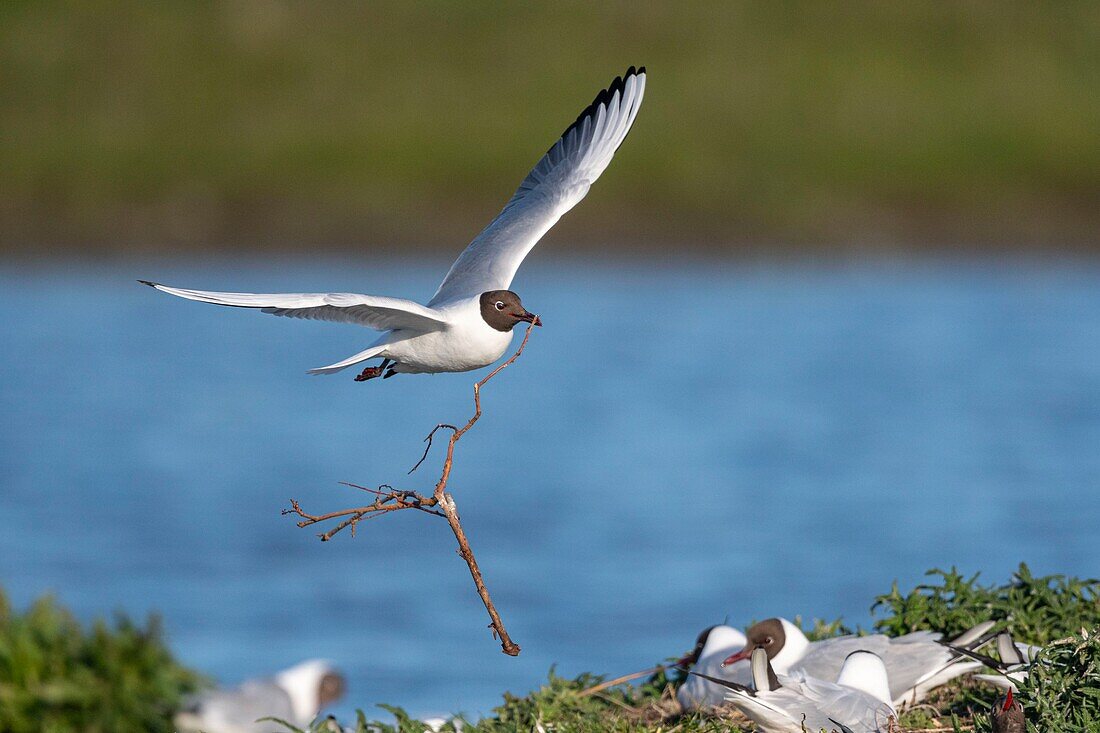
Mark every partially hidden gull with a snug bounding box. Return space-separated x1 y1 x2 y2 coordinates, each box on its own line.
675 624 749 711
990 689 1026 733
174 659 345 733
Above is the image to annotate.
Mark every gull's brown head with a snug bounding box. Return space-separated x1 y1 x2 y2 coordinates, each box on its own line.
722 618 786 667
317 670 346 708
480 290 541 332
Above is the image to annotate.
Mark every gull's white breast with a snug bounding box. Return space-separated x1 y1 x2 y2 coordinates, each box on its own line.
383 296 514 374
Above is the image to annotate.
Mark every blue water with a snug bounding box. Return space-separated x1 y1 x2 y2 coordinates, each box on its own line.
2 256 1099 720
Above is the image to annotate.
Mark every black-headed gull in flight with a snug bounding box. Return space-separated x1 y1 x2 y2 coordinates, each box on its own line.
174 659 345 733
141 67 646 382
719 617 993 707
675 624 750 711
693 647 897 733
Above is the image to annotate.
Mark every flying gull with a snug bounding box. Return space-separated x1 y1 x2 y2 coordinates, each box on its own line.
141 67 646 382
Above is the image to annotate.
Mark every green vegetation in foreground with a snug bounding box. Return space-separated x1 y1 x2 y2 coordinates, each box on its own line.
1 2 1098 251
282 564 1100 733
3 564 1099 732
0 589 207 733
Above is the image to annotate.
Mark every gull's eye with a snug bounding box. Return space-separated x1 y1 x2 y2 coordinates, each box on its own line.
495 301 505 310
764 637 773 645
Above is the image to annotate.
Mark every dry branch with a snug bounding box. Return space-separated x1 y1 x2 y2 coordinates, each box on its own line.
283 322 538 656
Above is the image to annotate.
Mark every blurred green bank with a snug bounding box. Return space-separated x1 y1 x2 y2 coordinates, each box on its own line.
1 2 1097 254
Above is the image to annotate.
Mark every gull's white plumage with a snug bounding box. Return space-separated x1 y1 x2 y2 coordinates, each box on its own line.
717 649 897 733
141 67 646 378
676 625 750 711
429 69 645 306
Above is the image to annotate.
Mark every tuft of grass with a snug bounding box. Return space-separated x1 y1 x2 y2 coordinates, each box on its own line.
1017 628 1100 733
872 563 1100 644
0 588 207 733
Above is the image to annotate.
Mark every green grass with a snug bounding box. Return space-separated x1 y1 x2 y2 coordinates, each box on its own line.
872 564 1100 644
1020 628 1100 732
1 2 1098 252
0 588 207 733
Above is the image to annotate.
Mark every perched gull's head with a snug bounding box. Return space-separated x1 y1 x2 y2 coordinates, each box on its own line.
722 618 809 673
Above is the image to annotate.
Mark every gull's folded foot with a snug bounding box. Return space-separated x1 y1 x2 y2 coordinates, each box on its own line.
354 366 384 382
355 358 393 382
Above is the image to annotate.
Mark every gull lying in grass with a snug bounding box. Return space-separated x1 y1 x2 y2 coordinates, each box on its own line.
675 625 750 711
692 647 896 733
174 659 345 733
141 67 646 383
719 617 994 707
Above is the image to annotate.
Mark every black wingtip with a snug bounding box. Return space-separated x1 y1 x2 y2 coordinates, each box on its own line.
685 669 755 697
553 66 645 149
945 643 1009 671
137 279 157 288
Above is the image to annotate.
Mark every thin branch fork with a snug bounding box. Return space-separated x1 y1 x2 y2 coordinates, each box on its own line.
283 322 537 656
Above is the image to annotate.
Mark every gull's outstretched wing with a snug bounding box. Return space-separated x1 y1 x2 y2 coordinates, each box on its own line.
428 66 646 306
140 281 447 333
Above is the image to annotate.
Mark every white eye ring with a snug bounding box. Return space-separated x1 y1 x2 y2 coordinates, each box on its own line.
494 301 505 310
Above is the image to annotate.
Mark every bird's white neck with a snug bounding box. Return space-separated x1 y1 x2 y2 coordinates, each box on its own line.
771 618 810 673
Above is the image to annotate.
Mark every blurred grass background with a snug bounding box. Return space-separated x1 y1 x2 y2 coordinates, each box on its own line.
1 1 1097 256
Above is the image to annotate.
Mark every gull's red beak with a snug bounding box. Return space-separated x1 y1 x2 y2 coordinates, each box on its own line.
720 646 753 668
1003 688 1014 711
517 311 542 327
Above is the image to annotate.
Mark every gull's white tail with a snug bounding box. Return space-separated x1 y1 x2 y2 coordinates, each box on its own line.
307 345 387 374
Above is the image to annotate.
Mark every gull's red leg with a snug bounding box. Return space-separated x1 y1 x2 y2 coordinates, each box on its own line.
354 358 391 382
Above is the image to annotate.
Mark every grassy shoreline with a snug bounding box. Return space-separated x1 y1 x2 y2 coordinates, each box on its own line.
5 565 1099 732
3 2 1098 252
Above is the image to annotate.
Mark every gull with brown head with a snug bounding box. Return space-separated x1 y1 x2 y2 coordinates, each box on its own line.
720 617 994 707
140 67 645 382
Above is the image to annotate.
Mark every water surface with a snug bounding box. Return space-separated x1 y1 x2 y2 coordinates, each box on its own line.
2 257 1098 719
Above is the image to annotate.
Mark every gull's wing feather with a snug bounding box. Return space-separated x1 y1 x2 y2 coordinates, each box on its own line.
799 674 897 731
799 635 953 703
140 281 447 333
428 66 646 306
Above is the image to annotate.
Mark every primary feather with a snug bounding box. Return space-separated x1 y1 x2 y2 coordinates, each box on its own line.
139 282 447 333
429 67 646 306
